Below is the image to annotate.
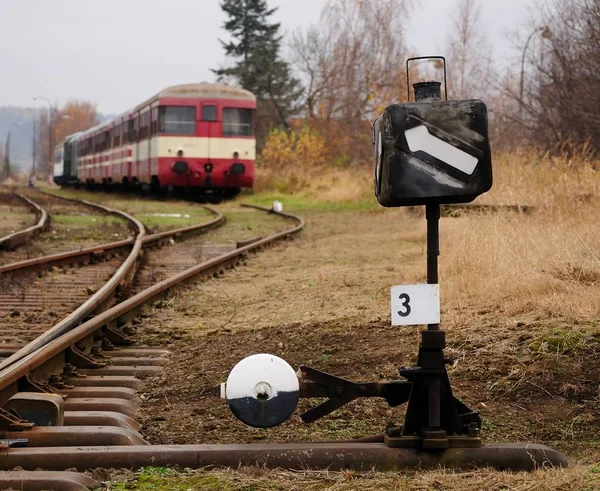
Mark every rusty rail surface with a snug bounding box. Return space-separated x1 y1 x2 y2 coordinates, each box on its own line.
0 193 49 250
0 470 100 490
0 205 224 275
0 198 146 373
0 442 568 472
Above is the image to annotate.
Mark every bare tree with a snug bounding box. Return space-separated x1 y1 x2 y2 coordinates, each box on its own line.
490 0 600 151
290 0 416 163
445 0 492 100
531 0 600 150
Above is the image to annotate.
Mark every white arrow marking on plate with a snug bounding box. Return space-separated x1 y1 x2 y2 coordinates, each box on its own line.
405 125 478 175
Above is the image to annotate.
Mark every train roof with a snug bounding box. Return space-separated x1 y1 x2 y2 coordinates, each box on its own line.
150 82 256 103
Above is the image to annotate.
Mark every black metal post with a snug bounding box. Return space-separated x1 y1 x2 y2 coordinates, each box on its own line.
425 203 440 330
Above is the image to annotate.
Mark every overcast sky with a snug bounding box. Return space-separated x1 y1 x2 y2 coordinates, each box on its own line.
0 0 535 114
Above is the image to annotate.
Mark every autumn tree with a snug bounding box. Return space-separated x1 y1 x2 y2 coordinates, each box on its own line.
54 100 98 144
37 100 98 175
213 0 302 146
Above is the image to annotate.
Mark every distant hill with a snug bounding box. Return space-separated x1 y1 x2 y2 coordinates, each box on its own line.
0 107 112 173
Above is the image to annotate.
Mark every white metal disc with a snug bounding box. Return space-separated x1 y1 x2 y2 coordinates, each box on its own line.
225 353 299 428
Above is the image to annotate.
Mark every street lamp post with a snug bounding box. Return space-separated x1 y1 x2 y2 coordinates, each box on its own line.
519 26 553 122
33 96 54 180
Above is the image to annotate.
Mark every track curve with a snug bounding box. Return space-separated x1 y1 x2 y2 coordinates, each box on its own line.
0 193 49 250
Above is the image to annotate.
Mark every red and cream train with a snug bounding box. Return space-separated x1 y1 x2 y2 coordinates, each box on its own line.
53 83 256 197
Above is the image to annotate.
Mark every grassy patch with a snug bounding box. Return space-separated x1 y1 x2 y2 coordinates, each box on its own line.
109 467 234 490
51 214 123 227
240 190 379 212
528 328 600 357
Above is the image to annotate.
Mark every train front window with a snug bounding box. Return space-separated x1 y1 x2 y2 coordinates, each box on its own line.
223 108 254 136
202 105 217 121
159 106 196 135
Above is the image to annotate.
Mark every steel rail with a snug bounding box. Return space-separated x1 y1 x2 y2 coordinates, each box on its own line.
0 205 224 275
0 206 303 395
0 471 100 490
0 442 569 472
0 201 146 373
0 193 49 249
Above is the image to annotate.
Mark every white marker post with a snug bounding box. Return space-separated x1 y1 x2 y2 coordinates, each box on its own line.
391 284 440 326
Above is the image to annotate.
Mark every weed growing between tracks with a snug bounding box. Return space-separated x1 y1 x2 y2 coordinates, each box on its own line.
0 190 132 264
96 149 599 489
40 187 216 232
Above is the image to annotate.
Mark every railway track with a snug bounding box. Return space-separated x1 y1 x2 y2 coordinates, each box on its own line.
0 191 49 251
0 195 304 489
0 190 136 266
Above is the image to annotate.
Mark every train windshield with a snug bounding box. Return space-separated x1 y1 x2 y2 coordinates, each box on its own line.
223 108 254 136
159 106 196 135
54 147 64 163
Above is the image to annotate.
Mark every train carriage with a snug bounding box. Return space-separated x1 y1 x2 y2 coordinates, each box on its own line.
56 83 256 197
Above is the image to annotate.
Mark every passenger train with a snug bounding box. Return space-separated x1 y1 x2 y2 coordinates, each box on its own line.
53 83 256 197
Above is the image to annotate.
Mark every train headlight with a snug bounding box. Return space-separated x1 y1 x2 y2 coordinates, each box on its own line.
172 161 189 175
233 151 239 159
204 163 213 173
230 163 245 175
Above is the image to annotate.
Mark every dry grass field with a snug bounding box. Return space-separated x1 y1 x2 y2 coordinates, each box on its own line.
81 149 599 489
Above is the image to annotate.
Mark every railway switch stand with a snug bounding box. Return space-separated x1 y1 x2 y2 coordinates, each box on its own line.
222 57 568 470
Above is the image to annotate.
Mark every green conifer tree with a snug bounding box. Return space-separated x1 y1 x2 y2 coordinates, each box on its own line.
213 0 302 142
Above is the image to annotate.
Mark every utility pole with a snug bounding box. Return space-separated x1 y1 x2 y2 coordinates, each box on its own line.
27 108 37 179
33 96 54 180
519 26 553 123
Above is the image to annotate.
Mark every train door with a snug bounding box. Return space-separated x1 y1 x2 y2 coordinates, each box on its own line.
198 102 219 160
136 109 150 183
150 104 159 179
126 119 133 180
145 109 152 180
133 114 140 182
199 102 218 186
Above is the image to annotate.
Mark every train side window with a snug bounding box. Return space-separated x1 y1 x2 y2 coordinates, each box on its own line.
133 118 139 141
128 120 135 142
151 107 158 135
202 105 217 121
114 125 121 147
140 112 149 139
